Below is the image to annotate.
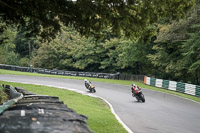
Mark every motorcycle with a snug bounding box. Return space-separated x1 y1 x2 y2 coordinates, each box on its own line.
85 80 96 93
132 87 145 102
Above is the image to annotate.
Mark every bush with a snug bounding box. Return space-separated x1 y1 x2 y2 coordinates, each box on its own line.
19 57 30 67
0 86 8 105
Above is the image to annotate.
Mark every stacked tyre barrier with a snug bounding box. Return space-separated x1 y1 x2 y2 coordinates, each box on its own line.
0 64 119 79
0 64 146 81
0 85 92 133
144 76 200 97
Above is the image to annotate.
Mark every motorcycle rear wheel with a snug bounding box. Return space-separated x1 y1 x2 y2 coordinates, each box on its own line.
90 88 96 93
140 93 145 102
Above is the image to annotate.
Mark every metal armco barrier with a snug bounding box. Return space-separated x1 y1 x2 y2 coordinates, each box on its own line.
0 85 92 133
144 76 200 97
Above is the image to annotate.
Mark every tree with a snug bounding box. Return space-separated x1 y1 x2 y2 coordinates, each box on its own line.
0 0 195 40
14 26 39 58
32 26 99 70
181 3 200 84
99 35 155 74
148 1 200 83
0 23 20 65
182 32 200 84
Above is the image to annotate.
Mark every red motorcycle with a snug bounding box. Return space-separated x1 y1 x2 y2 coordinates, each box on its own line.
132 86 145 102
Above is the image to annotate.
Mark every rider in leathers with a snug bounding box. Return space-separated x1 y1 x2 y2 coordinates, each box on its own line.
84 79 91 89
131 83 141 97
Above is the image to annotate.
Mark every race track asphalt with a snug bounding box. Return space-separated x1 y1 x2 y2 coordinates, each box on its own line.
0 74 200 133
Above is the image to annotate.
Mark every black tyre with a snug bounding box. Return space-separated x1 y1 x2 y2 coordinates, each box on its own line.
0 85 92 133
140 93 145 102
135 96 140 102
91 88 96 93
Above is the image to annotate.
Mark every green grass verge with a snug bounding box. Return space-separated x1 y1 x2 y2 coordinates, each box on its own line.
0 80 127 133
0 69 200 103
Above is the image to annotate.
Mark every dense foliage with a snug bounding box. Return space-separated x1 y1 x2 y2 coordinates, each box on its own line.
149 2 200 84
0 22 20 65
0 1 199 85
0 0 195 39
31 27 154 74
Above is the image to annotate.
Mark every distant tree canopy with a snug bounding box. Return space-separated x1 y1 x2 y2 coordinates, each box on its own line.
0 0 195 40
148 2 200 84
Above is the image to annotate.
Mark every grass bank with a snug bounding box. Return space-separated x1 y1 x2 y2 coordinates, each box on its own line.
0 80 127 133
0 69 200 102
0 85 8 104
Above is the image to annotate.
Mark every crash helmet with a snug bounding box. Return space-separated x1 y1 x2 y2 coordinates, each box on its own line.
84 79 87 82
132 83 136 87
